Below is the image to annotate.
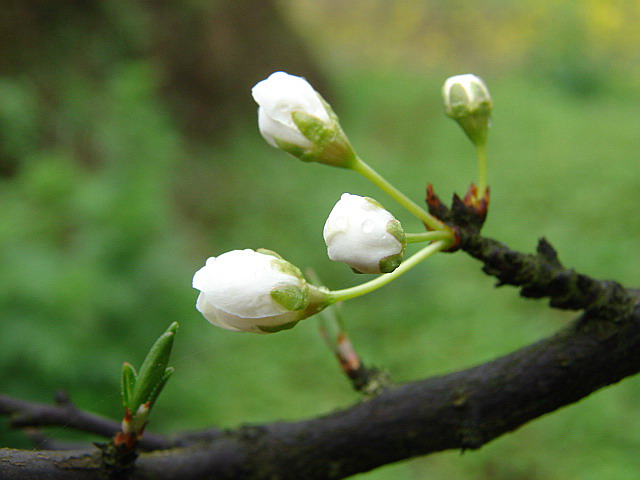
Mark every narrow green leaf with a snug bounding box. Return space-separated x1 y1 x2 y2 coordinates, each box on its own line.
131 322 179 408
121 362 137 409
146 367 175 409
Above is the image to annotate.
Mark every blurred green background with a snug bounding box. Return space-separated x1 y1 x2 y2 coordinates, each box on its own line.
1 1 640 478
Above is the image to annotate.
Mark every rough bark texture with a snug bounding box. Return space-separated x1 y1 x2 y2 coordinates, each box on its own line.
1 304 640 479
2 221 639 479
6 3 634 478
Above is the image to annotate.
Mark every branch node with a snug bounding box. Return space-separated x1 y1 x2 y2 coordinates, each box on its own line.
536 237 561 266
426 183 489 252
96 440 138 478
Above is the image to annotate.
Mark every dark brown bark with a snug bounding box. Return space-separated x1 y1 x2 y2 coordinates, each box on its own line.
2 225 638 479
1 303 639 479
0 392 170 452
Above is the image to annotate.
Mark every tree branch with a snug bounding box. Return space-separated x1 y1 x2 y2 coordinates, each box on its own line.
2 200 639 478
1 288 638 478
0 391 172 451
426 184 636 315
461 235 633 314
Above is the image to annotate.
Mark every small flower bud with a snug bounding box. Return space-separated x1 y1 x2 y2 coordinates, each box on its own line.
323 193 406 274
193 249 326 333
252 71 356 168
442 74 493 146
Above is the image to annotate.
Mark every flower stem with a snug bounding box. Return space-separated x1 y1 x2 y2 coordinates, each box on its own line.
327 240 448 304
351 156 445 232
476 142 488 198
405 231 452 244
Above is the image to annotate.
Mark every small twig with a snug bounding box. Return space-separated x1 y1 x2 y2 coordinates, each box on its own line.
23 428 90 451
426 183 637 317
306 267 388 395
2 299 640 479
316 300 389 396
0 392 171 451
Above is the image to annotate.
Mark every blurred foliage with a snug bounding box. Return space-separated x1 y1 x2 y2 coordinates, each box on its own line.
285 0 640 95
1 1 640 479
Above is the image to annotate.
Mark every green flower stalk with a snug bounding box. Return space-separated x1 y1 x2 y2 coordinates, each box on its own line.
326 240 448 304
350 156 447 232
252 71 451 233
192 239 452 334
194 72 468 335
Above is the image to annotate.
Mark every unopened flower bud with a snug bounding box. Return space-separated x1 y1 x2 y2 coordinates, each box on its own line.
252 71 355 168
193 249 326 333
442 74 493 146
323 193 406 274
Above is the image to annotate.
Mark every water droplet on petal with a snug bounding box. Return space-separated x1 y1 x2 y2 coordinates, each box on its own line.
362 219 374 234
334 216 348 231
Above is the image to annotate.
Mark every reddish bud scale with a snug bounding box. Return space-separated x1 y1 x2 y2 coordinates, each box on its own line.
113 431 138 450
336 333 361 373
426 183 490 252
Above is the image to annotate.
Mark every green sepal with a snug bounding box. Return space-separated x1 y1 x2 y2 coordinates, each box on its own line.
274 138 311 162
456 114 491 147
386 219 406 247
302 284 331 319
257 320 300 333
274 107 356 169
379 253 403 273
131 322 178 409
445 79 492 147
146 367 175 410
256 248 284 260
270 283 309 311
317 94 341 126
121 362 137 410
362 196 385 210
271 258 303 279
447 83 471 116
275 134 356 169
291 111 335 147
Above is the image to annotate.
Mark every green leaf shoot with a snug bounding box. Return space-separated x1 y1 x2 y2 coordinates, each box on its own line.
130 322 178 409
146 367 175 409
121 362 137 410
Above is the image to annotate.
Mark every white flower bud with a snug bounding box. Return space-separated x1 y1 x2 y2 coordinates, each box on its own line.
251 71 355 167
252 71 329 149
323 193 406 274
442 74 493 146
193 249 317 333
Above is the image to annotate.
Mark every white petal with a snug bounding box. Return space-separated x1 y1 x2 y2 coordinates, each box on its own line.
196 292 244 332
443 74 491 111
257 106 312 148
252 72 328 121
323 194 403 274
192 249 306 327
251 72 330 149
